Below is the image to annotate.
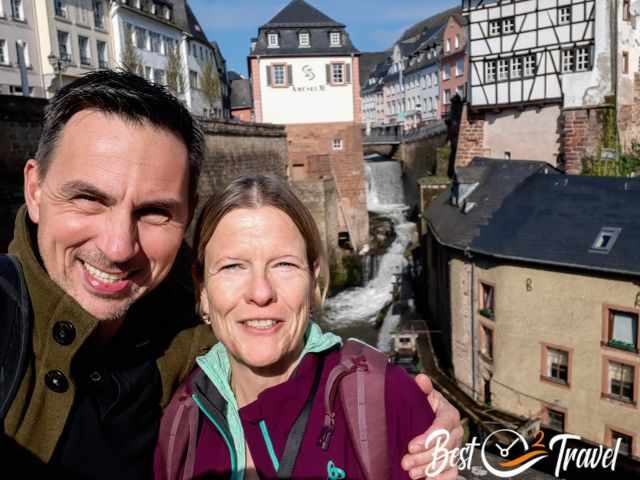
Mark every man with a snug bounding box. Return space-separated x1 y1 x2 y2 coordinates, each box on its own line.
1 71 461 479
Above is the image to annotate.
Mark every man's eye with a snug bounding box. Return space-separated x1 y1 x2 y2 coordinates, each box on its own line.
139 208 171 225
274 261 299 269
220 263 243 271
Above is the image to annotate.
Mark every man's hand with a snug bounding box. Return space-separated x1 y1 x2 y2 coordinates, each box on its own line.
401 374 463 479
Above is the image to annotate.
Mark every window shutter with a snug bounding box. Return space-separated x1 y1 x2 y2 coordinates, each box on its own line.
326 64 331 84
287 64 293 85
266 65 272 86
345 63 351 83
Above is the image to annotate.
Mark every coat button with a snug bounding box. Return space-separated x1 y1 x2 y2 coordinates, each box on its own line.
89 371 102 383
53 321 76 346
45 370 69 393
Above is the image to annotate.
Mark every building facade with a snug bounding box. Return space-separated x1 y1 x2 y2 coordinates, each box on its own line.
0 0 45 96
249 0 368 249
34 0 111 95
439 14 468 116
458 0 638 173
425 158 640 464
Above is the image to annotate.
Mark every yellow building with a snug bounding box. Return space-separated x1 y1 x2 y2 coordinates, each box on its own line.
425 158 640 464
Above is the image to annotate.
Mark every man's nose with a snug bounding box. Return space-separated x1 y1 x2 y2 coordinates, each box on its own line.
245 269 276 306
98 210 140 264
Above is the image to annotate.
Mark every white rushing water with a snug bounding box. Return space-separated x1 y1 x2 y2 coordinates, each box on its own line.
324 159 415 351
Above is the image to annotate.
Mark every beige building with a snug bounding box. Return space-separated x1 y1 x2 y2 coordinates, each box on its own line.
33 0 111 95
425 158 640 464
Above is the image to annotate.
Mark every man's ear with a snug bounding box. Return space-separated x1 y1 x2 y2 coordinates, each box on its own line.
187 193 199 226
23 159 42 224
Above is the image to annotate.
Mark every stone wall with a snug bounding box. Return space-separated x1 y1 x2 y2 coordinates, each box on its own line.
0 96 47 252
618 73 640 153
286 122 369 250
292 178 338 269
454 105 490 167
560 107 611 175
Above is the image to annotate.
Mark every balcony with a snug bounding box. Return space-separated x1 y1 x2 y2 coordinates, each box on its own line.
80 56 91 66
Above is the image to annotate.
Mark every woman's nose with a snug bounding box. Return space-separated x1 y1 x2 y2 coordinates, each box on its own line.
245 269 276 306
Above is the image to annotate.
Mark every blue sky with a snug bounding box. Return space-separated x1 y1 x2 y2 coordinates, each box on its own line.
189 0 460 76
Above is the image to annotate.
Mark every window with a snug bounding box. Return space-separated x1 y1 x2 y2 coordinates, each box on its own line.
545 408 565 432
421 76 426 89
94 1 105 29
330 32 341 47
611 431 633 456
502 17 515 34
298 32 310 47
456 58 464 77
189 70 198 89
153 68 166 85
57 30 71 62
456 85 465 98
432 72 438 86
444 89 451 104
543 346 570 384
511 56 522 78
54 0 66 18
607 309 638 351
497 59 509 80
0 1 4 17
455 33 460 49
0 39 8 65
97 40 108 69
442 65 450 80
481 325 494 361
607 361 635 403
561 49 574 73
446 39 451 52
559 6 571 24
591 227 621 253
272 64 286 86
486 60 496 81
524 54 536 76
163 5 171 20
623 51 630 74
479 282 494 318
624 0 631 21
144 66 152 81
11 0 23 20
332 138 343 151
267 33 279 48
576 47 591 72
489 20 501 36
135 27 146 49
331 63 345 84
79 36 91 65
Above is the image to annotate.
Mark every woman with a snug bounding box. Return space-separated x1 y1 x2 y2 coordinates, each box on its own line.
155 175 436 480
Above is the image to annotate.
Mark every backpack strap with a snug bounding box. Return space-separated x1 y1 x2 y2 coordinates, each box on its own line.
319 339 391 480
0 255 32 433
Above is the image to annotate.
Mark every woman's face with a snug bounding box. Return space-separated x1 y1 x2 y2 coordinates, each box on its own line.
200 206 317 372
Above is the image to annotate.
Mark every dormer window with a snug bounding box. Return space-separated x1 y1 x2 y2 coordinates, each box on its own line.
268 33 279 48
330 32 341 47
590 227 621 254
298 32 310 48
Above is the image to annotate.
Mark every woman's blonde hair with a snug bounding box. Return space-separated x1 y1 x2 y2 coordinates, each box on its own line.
192 174 329 309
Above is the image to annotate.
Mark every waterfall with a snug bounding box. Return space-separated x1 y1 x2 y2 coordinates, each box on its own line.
324 156 415 352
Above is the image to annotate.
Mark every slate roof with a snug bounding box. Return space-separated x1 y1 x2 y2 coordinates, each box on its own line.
427 158 640 277
399 6 461 42
230 77 252 109
263 0 344 28
426 158 558 251
250 0 358 57
185 2 208 43
359 51 388 88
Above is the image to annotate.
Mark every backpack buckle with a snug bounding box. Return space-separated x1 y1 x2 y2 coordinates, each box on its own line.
351 355 369 372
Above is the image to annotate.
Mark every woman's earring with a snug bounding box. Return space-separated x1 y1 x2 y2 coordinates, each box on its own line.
201 312 211 325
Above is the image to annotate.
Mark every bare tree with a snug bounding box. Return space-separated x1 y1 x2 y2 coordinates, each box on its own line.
166 45 184 95
200 58 221 118
121 27 141 75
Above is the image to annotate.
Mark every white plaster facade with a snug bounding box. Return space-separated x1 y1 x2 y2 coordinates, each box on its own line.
258 56 356 124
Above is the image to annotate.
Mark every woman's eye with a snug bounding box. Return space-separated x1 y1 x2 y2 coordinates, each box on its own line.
275 261 299 269
138 208 171 225
221 263 243 271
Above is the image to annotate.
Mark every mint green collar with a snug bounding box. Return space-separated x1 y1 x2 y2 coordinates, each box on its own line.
195 322 342 478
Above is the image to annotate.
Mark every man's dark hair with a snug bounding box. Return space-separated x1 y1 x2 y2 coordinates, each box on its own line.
35 69 204 201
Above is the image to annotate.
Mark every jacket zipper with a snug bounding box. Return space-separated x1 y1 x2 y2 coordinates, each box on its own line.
191 393 240 479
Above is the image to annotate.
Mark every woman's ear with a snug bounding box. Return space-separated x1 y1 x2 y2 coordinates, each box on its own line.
312 261 321 283
199 288 210 317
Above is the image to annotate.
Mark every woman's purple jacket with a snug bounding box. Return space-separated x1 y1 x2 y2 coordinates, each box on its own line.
154 347 435 479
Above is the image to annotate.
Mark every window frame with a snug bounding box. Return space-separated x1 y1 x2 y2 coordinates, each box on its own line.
480 322 494 363
497 59 509 81
298 31 310 48
602 356 638 406
623 0 631 21
267 32 279 48
329 31 342 47
478 280 495 319
523 54 537 77
488 20 501 36
78 35 91 66
485 60 496 82
330 62 346 85
561 48 575 73
559 6 572 25
502 17 515 34
543 405 567 432
575 46 591 72
540 342 572 387
602 305 639 353
605 425 635 457
332 138 343 151
11 0 24 21
0 39 8 65
271 62 288 87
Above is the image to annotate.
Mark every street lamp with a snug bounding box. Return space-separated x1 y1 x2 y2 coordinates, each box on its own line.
48 53 70 91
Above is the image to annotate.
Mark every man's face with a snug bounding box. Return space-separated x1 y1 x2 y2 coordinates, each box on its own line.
24 110 191 321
